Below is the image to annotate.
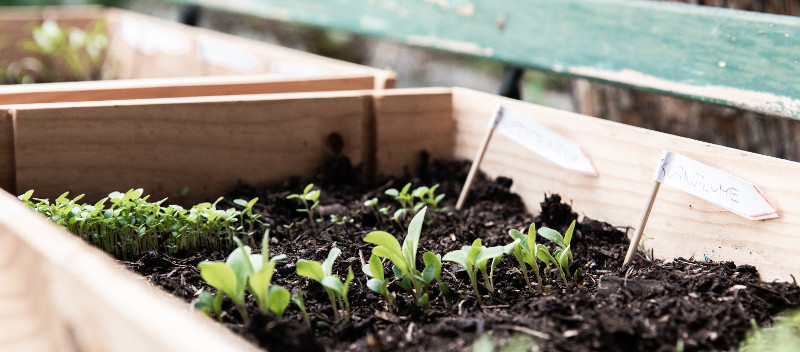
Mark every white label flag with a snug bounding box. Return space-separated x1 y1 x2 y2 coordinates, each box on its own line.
493 106 598 176
653 150 778 220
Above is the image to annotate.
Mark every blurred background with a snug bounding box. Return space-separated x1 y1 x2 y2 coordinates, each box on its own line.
5 0 800 162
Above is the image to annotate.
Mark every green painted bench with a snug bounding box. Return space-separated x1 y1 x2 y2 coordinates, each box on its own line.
173 0 800 119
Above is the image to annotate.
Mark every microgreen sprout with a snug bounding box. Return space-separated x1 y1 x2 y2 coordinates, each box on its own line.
423 251 450 305
296 248 352 322
363 207 438 307
538 220 582 285
385 183 447 219
292 288 311 328
443 239 505 305
508 222 551 291
287 183 322 231
362 254 397 311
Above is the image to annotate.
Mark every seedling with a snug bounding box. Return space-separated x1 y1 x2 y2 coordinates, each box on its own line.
423 251 450 305
198 233 289 322
362 254 397 311
296 247 352 322
508 222 551 291
443 238 505 305
292 288 311 328
363 207 438 307
287 183 322 231
385 183 447 218
538 220 582 285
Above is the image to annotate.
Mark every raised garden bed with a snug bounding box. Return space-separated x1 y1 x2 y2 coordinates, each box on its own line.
0 6 394 104
2 88 799 350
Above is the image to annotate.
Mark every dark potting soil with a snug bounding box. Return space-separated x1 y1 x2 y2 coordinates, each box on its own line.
121 157 800 352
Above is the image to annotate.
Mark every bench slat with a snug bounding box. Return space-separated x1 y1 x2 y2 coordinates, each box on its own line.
177 0 800 118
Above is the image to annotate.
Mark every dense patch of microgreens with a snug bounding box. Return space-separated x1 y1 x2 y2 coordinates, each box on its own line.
19 189 261 259
296 248 354 323
1 19 110 84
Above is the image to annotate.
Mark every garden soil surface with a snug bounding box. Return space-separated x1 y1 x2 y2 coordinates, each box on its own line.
122 157 800 352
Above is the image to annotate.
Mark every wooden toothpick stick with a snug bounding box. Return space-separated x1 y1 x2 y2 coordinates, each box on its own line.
623 180 661 267
456 105 503 210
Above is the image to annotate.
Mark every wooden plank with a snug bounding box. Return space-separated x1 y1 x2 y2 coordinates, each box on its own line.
372 88 454 177
0 74 376 104
450 87 800 282
0 189 260 352
0 110 12 193
178 0 800 118
10 91 368 204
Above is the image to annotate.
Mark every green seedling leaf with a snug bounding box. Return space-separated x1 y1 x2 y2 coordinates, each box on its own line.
322 275 344 294
403 207 427 265
194 291 215 316
422 263 436 284
268 286 291 318
322 247 341 276
199 261 238 300
538 227 567 248
297 260 324 281
367 278 386 294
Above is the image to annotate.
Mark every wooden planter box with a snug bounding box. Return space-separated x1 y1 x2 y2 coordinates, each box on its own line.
0 6 395 104
2 88 798 350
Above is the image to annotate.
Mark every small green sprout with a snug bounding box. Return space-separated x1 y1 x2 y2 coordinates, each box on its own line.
198 233 289 322
508 223 551 291
385 183 414 216
296 247 352 322
362 254 397 310
194 290 223 320
443 239 505 305
287 183 322 231
423 251 450 305
292 288 311 328
363 207 439 307
385 183 447 218
364 197 387 223
538 220 582 285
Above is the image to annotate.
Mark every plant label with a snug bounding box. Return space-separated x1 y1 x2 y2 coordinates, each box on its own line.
494 106 598 176
653 150 778 220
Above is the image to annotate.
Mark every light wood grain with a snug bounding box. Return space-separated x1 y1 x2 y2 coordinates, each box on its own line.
0 74 376 104
0 189 260 352
0 110 12 194
450 88 800 282
11 91 368 204
373 88 454 177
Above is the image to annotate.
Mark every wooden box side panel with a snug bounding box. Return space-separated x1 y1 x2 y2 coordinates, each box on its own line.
0 189 259 352
373 89 455 177
0 110 13 193
0 75 376 105
452 88 800 282
13 92 367 204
